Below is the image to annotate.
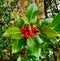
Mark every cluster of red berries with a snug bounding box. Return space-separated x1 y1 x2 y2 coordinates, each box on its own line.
21 50 25 58
20 25 37 38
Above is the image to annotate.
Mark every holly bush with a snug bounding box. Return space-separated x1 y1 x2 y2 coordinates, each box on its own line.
0 0 18 60
3 3 60 61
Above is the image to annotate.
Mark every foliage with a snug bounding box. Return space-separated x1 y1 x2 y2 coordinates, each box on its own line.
3 3 60 61
0 0 18 60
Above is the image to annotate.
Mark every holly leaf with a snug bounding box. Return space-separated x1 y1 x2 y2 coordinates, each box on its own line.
32 36 42 60
17 56 22 61
3 27 23 39
51 12 60 27
21 16 29 25
12 12 24 28
33 48 41 60
54 23 60 34
27 36 41 60
44 18 53 23
12 39 23 53
57 54 60 61
27 37 35 53
34 36 43 44
42 18 53 25
26 3 39 23
40 25 58 38
27 37 40 53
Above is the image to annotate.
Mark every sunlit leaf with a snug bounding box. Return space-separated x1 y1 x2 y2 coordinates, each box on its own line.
12 39 23 53
26 3 39 23
40 25 58 38
17 56 22 61
27 37 40 53
12 12 24 28
34 36 43 44
51 12 60 27
54 23 60 33
3 27 23 39
21 16 29 25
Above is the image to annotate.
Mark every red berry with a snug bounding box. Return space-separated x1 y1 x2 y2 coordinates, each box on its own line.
24 32 29 38
20 26 28 33
29 30 33 36
21 50 25 53
24 26 28 30
29 30 37 37
31 25 37 31
32 33 37 37
20 28 25 33
21 50 25 58
21 53 25 58
20 26 37 38
20 28 26 33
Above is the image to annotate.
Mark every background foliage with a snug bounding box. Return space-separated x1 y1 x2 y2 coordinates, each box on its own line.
0 0 60 61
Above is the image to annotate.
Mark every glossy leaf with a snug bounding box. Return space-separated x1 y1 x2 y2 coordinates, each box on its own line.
27 37 35 53
17 56 22 61
44 18 53 23
12 39 23 53
27 36 41 60
3 27 23 39
57 54 60 61
27 37 40 53
33 48 41 60
54 23 60 33
12 12 24 28
21 16 29 25
26 3 39 23
34 36 43 44
40 25 58 38
51 12 60 27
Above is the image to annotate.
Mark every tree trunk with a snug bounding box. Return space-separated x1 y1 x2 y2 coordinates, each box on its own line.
44 0 48 18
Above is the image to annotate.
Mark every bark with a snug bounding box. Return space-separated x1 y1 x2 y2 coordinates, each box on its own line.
44 0 48 18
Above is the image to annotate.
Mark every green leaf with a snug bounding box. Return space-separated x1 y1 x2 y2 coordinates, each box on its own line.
11 12 20 20
0 12 3 16
27 37 35 53
3 27 23 39
39 18 53 28
51 12 60 27
45 18 53 23
12 12 24 28
34 36 43 44
33 48 41 60
26 3 39 23
27 37 40 53
57 54 60 61
28 55 40 61
14 19 24 28
54 23 60 34
40 25 58 38
21 16 29 25
43 18 53 25
12 39 23 53
17 56 22 61
27 36 42 60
